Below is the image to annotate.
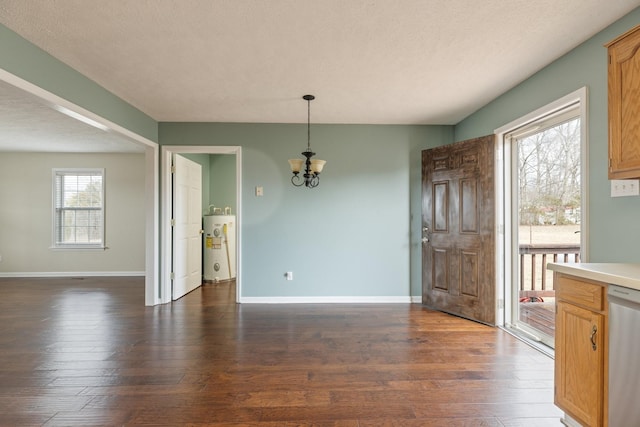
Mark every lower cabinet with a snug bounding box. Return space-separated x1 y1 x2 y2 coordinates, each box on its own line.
554 273 608 426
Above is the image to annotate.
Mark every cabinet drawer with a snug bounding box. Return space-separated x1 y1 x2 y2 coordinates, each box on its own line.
556 274 605 311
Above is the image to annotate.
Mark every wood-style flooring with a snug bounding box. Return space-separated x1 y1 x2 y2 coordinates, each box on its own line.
0 277 562 426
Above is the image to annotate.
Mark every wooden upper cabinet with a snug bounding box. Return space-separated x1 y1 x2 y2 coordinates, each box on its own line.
607 25 640 179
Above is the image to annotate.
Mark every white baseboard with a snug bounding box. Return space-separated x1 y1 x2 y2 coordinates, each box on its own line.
0 271 145 278
240 296 419 304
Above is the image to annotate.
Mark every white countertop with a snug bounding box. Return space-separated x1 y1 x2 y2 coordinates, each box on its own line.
547 263 640 291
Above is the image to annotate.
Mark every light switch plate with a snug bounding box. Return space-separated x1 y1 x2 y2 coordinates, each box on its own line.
255 186 263 196
611 179 640 197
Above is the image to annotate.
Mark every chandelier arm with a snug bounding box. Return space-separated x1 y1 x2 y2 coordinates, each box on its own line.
291 174 304 186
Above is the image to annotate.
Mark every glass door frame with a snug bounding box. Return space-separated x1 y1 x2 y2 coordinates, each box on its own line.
493 87 589 348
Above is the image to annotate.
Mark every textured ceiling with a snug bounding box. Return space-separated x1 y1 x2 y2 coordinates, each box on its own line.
1 0 639 128
0 1 639 152
0 81 144 153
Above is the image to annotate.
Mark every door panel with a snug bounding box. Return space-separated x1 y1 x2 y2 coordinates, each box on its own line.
172 154 203 300
433 182 449 231
432 249 449 291
460 251 479 297
461 179 478 232
422 135 496 325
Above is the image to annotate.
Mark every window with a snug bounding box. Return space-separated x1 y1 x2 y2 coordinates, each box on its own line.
52 169 105 249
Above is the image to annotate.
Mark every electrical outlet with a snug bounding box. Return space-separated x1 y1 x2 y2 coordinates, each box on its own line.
285 271 293 280
611 179 640 197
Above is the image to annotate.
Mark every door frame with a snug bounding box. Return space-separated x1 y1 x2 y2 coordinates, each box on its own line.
161 145 242 304
493 87 589 328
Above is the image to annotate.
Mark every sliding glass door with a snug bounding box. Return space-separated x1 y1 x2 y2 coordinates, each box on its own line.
508 105 582 347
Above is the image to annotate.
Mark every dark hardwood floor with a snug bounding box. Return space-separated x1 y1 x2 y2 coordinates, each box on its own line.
0 277 562 426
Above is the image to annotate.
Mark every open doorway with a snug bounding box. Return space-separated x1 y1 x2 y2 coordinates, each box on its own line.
161 146 242 304
0 70 160 306
495 88 588 349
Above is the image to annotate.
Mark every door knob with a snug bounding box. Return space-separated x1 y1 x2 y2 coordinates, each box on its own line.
423 226 429 232
422 237 429 243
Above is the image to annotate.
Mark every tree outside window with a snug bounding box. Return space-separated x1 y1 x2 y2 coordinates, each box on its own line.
53 169 105 248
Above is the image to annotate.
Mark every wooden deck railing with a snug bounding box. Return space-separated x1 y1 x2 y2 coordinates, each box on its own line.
519 244 580 295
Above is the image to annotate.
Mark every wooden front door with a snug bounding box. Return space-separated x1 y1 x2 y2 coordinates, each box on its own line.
422 135 495 325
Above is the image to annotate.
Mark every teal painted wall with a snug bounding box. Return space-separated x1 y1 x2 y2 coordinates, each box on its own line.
160 123 452 297
455 8 640 263
12 7 639 294
179 153 237 216
0 24 157 142
0 17 455 298
209 154 237 214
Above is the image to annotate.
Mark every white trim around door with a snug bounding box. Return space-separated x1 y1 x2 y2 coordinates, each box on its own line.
160 145 242 304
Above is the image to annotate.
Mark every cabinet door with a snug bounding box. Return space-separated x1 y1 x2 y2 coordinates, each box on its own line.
608 26 640 179
555 301 605 426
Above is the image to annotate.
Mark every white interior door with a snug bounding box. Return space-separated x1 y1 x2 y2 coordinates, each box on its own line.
172 154 203 300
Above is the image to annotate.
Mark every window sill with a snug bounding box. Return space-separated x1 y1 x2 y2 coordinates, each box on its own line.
50 246 108 251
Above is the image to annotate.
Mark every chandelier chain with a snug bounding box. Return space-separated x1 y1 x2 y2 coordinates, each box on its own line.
307 96 311 151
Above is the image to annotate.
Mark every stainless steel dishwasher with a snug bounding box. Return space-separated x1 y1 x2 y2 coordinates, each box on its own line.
608 284 640 426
